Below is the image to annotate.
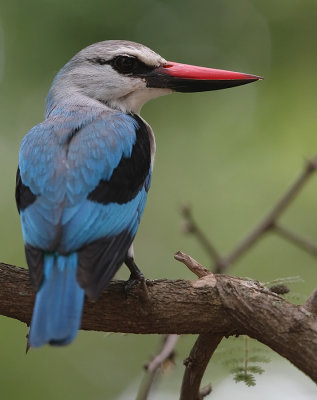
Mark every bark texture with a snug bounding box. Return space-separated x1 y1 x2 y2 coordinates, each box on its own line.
1 262 317 383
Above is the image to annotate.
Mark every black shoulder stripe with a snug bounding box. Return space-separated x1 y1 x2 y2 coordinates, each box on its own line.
88 114 151 205
15 167 37 213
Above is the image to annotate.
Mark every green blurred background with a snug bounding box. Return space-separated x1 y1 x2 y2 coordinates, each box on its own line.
1 0 317 398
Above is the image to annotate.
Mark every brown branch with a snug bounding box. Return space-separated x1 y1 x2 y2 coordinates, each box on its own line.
136 369 159 400
139 251 215 399
305 288 317 314
181 205 222 264
137 252 212 399
175 252 221 399
180 333 222 400
175 156 317 397
137 334 179 400
140 248 210 398
182 155 317 273
174 251 213 279
145 334 179 373
2 261 317 384
273 224 317 257
222 155 317 270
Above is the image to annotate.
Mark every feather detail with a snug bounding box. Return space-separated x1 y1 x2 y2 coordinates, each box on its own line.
18 106 153 347
28 253 84 347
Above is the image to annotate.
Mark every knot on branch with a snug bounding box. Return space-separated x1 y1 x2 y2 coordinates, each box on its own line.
304 288 317 315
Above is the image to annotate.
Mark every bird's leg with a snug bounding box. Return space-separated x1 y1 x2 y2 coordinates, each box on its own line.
124 255 145 294
124 244 150 299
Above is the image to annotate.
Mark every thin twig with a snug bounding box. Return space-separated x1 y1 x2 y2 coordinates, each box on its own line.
181 205 222 264
174 251 212 278
136 368 160 400
137 334 180 399
273 224 317 257
182 155 317 273
219 156 317 272
244 335 249 377
146 334 179 373
175 252 221 399
136 251 209 399
177 156 317 396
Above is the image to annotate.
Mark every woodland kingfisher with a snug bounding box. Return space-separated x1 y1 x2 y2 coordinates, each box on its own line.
15 40 261 347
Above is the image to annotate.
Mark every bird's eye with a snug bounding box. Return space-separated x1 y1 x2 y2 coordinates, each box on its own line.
112 56 138 74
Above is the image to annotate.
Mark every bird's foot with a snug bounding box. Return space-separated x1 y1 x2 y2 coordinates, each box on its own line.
124 257 151 301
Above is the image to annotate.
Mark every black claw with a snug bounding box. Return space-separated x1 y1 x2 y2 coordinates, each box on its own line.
124 256 144 296
124 256 150 300
124 275 143 297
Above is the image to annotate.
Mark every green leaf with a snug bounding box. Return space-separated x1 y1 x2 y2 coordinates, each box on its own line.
234 373 256 387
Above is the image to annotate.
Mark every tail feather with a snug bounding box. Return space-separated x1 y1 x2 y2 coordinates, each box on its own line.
29 252 85 348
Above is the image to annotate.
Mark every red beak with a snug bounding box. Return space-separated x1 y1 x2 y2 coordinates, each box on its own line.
145 61 262 92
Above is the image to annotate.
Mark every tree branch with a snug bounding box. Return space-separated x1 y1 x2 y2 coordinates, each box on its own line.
273 224 317 257
175 251 222 399
1 261 317 384
145 334 179 373
180 333 221 400
181 205 222 265
137 334 179 400
181 155 317 273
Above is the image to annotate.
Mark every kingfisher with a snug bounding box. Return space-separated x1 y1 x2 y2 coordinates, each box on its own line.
15 40 261 347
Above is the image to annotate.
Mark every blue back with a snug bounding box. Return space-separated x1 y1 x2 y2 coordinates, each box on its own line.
17 105 152 345
19 107 151 248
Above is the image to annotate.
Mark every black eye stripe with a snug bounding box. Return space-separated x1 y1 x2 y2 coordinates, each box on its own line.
111 56 138 74
88 55 155 76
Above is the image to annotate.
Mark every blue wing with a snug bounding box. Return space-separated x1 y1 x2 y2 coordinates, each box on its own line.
17 107 152 298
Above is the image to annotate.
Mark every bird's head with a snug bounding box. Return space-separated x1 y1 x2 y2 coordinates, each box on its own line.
47 40 262 114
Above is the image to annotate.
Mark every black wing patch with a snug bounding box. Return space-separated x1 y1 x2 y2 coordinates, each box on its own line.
15 167 37 213
19 115 150 299
87 114 151 205
77 230 133 299
25 244 44 291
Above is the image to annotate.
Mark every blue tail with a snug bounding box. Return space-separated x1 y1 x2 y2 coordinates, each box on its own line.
29 252 85 347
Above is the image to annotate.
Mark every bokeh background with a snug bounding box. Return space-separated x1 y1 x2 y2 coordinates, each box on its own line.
1 0 317 398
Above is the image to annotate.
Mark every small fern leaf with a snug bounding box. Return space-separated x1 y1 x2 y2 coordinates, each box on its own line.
247 365 265 374
234 372 256 387
248 355 270 363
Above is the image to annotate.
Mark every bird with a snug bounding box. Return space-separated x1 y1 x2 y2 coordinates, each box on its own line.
15 40 261 348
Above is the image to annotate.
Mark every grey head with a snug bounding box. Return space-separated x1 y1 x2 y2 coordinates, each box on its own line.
46 40 170 114
46 40 262 115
